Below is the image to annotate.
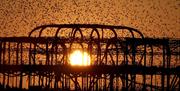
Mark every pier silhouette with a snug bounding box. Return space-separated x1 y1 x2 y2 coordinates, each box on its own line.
0 24 179 91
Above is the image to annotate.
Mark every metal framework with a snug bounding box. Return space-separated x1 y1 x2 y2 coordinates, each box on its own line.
0 24 179 91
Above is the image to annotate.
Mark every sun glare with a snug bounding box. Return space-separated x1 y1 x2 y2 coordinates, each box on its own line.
69 50 90 66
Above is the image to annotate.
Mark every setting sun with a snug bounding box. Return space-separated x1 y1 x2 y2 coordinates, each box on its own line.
69 50 91 66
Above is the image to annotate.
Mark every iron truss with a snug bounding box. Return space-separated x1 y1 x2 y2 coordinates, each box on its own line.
0 24 179 91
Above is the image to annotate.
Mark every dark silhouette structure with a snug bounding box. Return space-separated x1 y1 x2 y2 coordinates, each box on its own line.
0 24 179 91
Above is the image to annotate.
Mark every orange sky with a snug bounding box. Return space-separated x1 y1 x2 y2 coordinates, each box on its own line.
0 0 179 38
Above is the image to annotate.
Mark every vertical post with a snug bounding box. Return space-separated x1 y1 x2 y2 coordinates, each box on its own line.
28 43 32 89
162 40 165 91
143 43 147 90
104 74 107 91
82 76 83 90
110 74 114 91
150 45 153 91
2 42 6 88
86 74 88 91
0 42 2 87
45 42 49 87
131 39 136 90
96 76 98 91
20 43 23 89
0 42 2 65
75 76 78 91
7 42 10 86
62 74 64 90
125 41 129 91
18 43 22 89
179 75 180 91
166 41 170 91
